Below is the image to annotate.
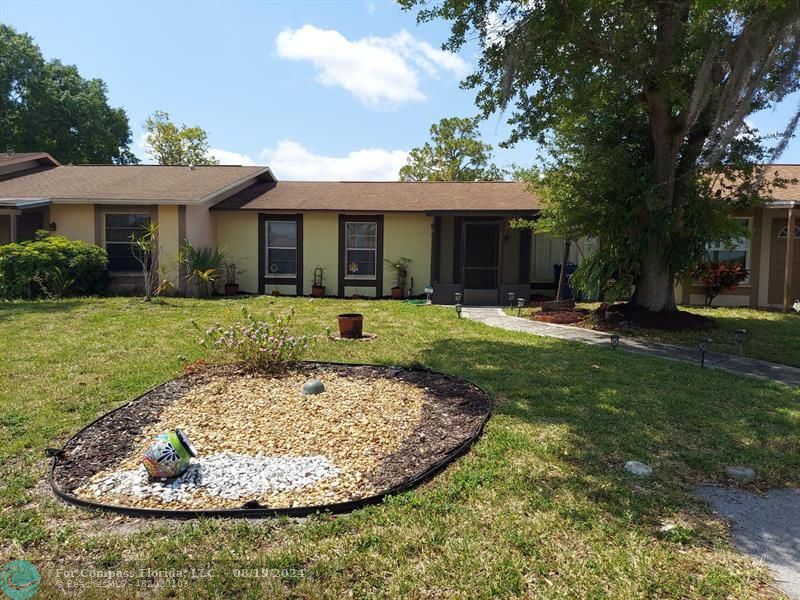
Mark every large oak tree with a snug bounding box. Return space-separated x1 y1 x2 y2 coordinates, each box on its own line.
0 24 136 164
401 0 800 311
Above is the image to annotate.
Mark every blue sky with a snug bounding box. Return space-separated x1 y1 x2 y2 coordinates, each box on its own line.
2 0 798 179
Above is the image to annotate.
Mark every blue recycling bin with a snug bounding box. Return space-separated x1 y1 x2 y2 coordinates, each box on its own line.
553 263 578 300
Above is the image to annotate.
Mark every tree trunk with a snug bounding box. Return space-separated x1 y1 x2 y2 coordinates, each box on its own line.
631 249 676 311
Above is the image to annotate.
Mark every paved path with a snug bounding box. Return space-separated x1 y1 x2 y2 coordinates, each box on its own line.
695 486 800 599
462 307 800 387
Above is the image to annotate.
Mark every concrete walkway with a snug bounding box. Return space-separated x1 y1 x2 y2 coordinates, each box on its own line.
696 486 800 599
462 307 800 387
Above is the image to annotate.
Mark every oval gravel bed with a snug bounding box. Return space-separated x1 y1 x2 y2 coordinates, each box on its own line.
50 362 491 518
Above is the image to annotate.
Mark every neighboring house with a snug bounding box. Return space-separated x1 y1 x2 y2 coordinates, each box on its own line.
678 170 800 309
0 152 797 309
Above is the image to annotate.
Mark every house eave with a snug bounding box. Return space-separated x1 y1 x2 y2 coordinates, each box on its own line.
424 209 540 217
765 200 800 208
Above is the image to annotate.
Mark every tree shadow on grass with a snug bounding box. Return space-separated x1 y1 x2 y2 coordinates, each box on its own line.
0 299 88 320
421 336 800 536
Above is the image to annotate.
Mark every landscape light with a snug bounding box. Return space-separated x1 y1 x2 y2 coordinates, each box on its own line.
699 336 712 368
516 297 525 316
734 329 746 356
610 334 620 350
455 303 463 318
454 292 462 305
507 292 516 307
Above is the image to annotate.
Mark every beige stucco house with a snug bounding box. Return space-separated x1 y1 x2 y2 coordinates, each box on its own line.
0 152 797 309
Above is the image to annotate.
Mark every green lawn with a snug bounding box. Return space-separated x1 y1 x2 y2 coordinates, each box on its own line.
1 297 798 598
508 304 800 368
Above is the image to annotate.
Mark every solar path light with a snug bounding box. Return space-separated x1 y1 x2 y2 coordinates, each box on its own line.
734 329 746 356
699 336 712 368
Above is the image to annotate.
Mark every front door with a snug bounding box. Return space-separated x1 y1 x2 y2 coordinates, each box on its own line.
462 221 502 304
768 217 800 305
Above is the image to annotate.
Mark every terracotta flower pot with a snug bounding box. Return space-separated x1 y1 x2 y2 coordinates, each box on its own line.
311 285 325 298
141 429 197 479
337 313 363 338
391 286 405 300
224 283 239 296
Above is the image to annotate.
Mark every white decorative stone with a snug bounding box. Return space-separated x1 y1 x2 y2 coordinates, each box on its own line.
84 453 339 504
725 466 755 482
624 461 653 477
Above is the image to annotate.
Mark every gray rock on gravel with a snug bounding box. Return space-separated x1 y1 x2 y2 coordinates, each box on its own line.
624 461 653 477
301 378 325 395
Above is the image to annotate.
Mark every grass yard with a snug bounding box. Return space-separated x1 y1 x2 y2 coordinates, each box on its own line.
508 304 800 368
1 296 798 598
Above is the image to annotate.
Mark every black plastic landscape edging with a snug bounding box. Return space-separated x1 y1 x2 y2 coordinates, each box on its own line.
49 361 492 519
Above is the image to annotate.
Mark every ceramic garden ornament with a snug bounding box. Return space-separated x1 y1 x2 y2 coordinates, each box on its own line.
141 429 197 478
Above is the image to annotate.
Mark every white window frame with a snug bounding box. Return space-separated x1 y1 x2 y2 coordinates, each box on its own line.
265 220 298 279
104 212 152 273
706 217 752 285
344 221 377 280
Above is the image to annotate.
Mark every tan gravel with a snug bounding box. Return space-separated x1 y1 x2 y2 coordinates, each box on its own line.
77 368 427 509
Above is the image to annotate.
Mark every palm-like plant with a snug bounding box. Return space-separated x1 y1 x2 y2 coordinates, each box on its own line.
179 241 226 297
131 222 160 301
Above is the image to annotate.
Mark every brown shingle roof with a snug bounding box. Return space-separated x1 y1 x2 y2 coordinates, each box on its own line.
761 164 800 201
212 180 542 213
0 164 271 203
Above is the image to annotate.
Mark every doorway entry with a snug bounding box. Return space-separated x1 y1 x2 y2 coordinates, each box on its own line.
461 220 502 304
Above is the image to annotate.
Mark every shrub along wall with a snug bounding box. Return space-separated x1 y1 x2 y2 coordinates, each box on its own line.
0 234 108 299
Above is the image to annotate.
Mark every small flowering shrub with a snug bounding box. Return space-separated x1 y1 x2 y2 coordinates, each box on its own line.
692 261 749 306
194 306 312 372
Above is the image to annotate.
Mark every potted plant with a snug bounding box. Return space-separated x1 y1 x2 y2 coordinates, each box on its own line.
311 266 326 297
348 261 364 298
337 313 363 338
224 261 244 296
268 263 281 296
385 257 412 299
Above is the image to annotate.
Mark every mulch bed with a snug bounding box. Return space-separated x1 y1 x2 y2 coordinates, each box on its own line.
593 302 716 332
51 362 490 512
529 301 716 332
534 310 588 325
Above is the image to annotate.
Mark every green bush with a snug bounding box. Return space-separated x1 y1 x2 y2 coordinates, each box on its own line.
0 235 108 298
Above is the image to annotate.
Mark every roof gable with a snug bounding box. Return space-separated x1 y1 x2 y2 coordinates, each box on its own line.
0 164 274 204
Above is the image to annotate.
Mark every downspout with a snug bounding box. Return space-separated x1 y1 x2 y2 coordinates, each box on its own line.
783 204 796 313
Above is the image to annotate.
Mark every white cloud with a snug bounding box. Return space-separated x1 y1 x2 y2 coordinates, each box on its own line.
485 12 507 49
208 148 255 166
275 25 468 109
134 132 154 163
258 140 408 181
